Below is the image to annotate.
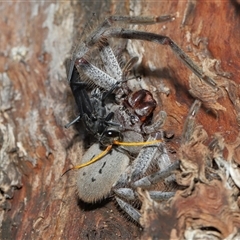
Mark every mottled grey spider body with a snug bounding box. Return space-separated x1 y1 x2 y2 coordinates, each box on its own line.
77 132 179 223
72 82 176 222
65 14 218 223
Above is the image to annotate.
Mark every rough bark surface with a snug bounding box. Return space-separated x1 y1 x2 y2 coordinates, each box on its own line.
0 1 240 240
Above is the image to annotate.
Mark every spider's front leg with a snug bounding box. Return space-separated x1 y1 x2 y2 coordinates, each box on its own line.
68 14 176 83
74 40 139 99
103 28 218 90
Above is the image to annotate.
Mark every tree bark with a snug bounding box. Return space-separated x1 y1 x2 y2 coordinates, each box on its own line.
1 1 240 239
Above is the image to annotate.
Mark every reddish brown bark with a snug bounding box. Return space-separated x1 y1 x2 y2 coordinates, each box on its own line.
1 1 240 239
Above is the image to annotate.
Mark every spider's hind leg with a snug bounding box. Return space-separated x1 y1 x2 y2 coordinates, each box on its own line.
115 197 141 223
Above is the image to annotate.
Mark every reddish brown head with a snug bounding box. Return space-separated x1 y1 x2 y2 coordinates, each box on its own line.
126 89 157 122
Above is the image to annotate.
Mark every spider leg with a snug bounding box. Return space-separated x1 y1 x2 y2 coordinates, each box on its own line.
74 40 123 94
99 41 122 81
65 116 81 129
102 28 218 89
157 143 176 184
99 44 140 100
114 188 175 223
136 103 205 192
115 197 141 223
114 170 176 224
79 41 141 98
112 132 176 223
132 160 180 188
142 110 167 134
113 131 176 192
114 188 135 201
114 187 175 202
75 58 118 91
130 132 163 182
68 14 176 82
74 48 147 103
74 41 137 94
148 191 175 201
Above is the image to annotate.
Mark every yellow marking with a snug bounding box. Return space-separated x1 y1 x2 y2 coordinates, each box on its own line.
113 139 162 146
73 145 113 170
62 138 162 175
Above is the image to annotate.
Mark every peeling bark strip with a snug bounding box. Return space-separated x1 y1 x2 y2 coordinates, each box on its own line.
1 1 240 240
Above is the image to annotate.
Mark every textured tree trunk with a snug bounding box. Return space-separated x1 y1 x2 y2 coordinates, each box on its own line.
1 1 240 239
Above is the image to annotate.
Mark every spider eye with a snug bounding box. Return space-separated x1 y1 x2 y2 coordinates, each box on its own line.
100 128 123 146
105 130 120 138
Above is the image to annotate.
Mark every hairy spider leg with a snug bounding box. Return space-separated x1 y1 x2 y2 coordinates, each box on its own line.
113 133 176 222
68 14 176 82
91 41 139 101
75 58 118 91
98 41 122 82
70 14 217 89
101 56 140 102
102 28 218 89
75 55 140 104
132 160 180 188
